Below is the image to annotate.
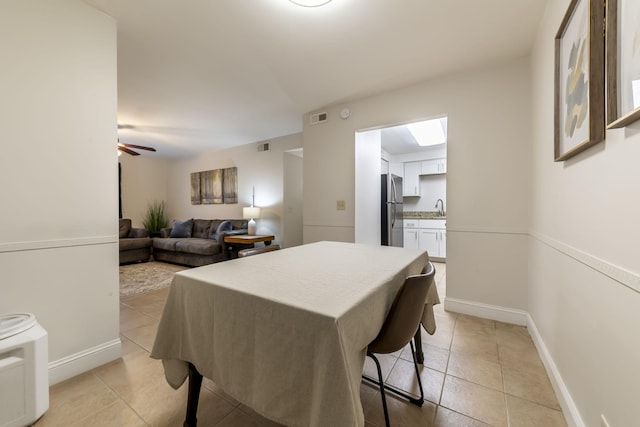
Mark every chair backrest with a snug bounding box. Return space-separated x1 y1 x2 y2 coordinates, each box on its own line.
367 262 436 355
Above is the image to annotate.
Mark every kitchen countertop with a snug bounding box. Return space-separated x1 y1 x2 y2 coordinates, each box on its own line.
403 211 446 220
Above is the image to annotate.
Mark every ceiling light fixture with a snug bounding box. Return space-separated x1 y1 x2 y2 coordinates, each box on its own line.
407 117 448 147
289 0 332 7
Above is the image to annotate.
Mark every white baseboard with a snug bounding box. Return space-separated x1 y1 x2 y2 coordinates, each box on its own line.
526 315 585 427
444 297 528 325
48 338 122 385
443 297 583 427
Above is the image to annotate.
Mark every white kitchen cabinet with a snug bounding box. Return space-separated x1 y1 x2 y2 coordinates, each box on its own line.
419 229 439 256
404 219 446 258
420 219 446 258
404 219 420 229
403 220 419 249
403 161 421 196
421 158 446 175
403 229 419 249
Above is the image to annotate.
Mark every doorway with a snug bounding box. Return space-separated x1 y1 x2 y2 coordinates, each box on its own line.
354 117 448 261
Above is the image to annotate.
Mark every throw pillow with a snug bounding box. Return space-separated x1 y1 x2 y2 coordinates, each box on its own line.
119 219 132 238
169 218 193 238
212 220 232 241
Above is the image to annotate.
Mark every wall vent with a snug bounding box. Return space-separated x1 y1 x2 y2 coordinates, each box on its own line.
309 112 328 125
257 142 270 152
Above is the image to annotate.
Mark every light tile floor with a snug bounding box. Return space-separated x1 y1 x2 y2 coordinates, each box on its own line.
35 262 567 426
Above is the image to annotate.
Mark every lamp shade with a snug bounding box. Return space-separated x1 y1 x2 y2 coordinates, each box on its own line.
243 207 261 220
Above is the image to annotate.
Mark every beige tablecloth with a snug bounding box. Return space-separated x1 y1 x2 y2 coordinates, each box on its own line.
151 241 434 427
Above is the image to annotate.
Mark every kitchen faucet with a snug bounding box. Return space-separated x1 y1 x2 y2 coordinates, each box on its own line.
435 199 445 216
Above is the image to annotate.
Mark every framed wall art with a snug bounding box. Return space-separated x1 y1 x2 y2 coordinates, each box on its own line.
201 169 223 204
606 0 640 128
223 167 238 204
190 167 238 205
190 172 201 205
554 0 605 161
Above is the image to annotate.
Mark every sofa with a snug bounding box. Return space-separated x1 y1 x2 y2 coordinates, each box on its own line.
119 218 152 265
152 218 248 267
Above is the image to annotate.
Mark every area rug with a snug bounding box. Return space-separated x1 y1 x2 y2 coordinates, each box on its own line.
119 261 189 298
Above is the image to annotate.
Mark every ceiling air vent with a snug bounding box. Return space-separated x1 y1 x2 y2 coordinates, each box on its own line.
309 112 328 125
257 142 270 152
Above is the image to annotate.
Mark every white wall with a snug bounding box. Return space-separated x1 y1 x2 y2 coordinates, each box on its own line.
354 129 382 245
0 0 120 384
303 57 532 312
119 155 169 228
282 150 304 248
528 1 640 426
166 133 302 244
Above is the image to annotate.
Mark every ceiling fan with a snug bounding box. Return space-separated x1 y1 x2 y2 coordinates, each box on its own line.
117 139 156 156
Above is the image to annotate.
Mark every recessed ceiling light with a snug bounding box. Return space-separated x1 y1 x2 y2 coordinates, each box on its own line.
289 0 332 7
407 118 448 147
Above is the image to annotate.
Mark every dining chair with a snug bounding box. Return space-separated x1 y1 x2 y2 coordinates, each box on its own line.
363 262 436 427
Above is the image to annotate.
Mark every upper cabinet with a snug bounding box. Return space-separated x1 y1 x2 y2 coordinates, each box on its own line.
403 157 446 198
421 158 446 175
403 161 421 196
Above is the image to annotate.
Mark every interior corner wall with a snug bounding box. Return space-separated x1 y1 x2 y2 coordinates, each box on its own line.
165 133 302 245
303 57 532 311
282 152 304 248
119 155 169 228
529 1 640 426
0 0 120 384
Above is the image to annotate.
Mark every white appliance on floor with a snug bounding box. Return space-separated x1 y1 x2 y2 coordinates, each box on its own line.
0 314 48 427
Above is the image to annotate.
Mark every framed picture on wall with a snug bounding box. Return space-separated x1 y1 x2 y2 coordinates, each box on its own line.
201 169 223 204
606 0 640 128
554 0 605 161
190 172 201 205
223 167 238 204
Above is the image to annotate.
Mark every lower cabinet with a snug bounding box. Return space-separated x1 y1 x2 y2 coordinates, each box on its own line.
403 228 419 249
403 219 446 259
420 229 446 258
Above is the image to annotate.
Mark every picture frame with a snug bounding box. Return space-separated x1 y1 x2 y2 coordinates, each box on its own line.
222 167 238 204
190 172 201 205
554 0 605 161
606 0 640 128
201 169 223 204
190 167 239 205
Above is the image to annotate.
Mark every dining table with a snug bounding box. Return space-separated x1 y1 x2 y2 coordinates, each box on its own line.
150 241 439 427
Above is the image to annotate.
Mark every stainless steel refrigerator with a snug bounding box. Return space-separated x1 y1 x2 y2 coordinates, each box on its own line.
381 174 403 247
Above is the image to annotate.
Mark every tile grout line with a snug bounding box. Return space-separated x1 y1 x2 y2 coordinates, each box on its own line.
90 371 151 426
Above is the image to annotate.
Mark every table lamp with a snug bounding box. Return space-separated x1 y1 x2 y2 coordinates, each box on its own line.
243 206 261 235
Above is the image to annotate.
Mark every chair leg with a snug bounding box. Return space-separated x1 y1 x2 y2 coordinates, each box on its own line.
362 350 425 408
367 352 391 427
409 341 425 404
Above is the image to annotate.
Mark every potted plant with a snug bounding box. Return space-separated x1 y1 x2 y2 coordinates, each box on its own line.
142 200 169 237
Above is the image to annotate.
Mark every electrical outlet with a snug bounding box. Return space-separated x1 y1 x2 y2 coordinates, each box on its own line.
336 200 345 210
601 414 611 427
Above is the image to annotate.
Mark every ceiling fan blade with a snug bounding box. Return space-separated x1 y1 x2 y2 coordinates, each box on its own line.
121 143 156 152
118 146 140 156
